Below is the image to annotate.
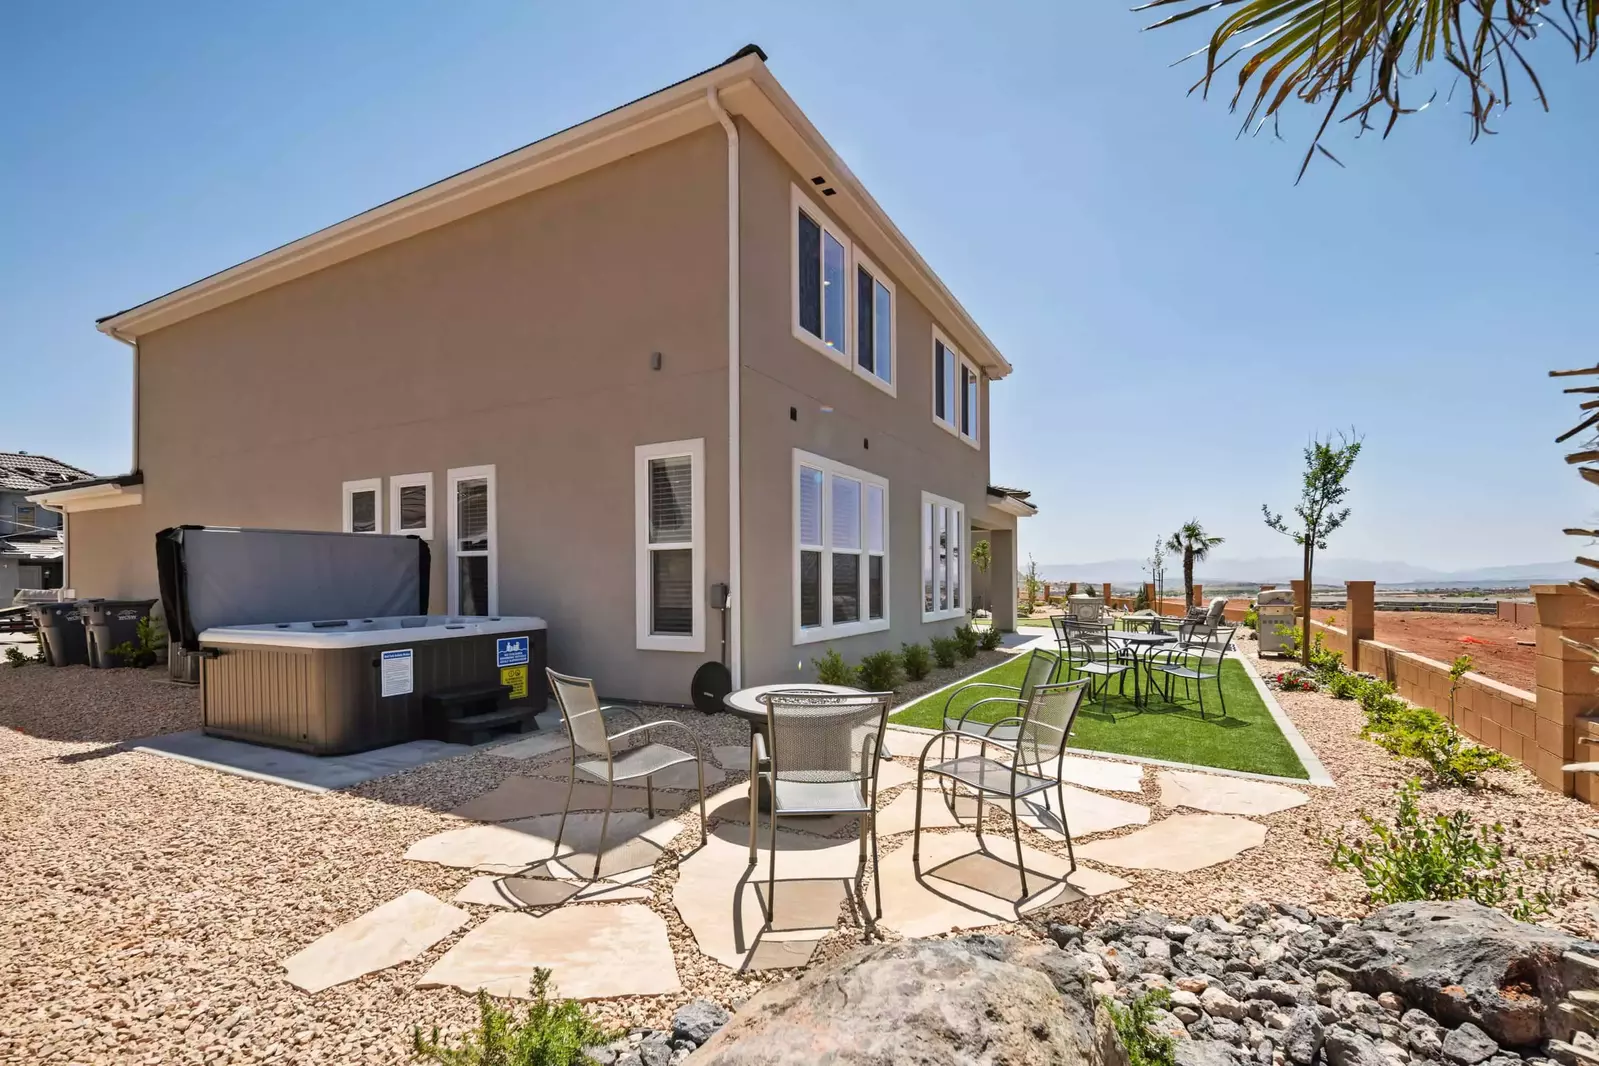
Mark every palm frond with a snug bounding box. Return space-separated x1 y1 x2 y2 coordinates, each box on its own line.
1137 0 1597 179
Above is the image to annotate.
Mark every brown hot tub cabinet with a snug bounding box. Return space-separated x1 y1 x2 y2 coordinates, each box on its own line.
199 616 547 755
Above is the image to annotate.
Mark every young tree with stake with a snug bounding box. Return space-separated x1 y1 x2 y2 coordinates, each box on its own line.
1263 432 1363 667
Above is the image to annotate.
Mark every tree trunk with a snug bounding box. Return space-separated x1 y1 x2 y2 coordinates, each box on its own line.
1301 540 1313 668
1184 552 1195 610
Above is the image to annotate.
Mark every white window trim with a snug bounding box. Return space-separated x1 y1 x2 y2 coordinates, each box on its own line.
791 185 853 368
792 448 890 645
921 490 968 623
931 327 981 451
852 248 897 398
446 464 497 615
389 471 435 540
635 439 705 653
341 478 383 535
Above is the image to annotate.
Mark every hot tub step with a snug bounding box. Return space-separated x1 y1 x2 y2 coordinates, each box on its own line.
446 706 535 746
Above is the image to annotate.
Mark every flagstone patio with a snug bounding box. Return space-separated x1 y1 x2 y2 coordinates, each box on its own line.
281 723 1323 1003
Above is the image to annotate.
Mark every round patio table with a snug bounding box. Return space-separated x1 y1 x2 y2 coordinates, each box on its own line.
1106 630 1178 708
722 683 873 812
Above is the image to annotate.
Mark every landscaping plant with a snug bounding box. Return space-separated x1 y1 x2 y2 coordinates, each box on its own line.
1329 778 1556 923
1447 654 1474 723
109 616 162 668
929 635 960 669
1134 584 1151 612
953 624 980 659
1164 519 1224 610
813 648 857 686
1272 670 1318 692
1325 672 1364 700
1366 706 1512 788
1104 987 1176 1066
1242 605 1258 630
1022 555 1042 614
856 649 902 692
900 642 932 681
5 645 32 669
977 625 1004 651
412 970 614 1066
1263 431 1362 668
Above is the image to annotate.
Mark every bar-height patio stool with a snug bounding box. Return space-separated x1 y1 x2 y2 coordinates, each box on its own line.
749 689 894 921
913 678 1090 897
1056 619 1132 712
545 668 708 879
1150 625 1237 719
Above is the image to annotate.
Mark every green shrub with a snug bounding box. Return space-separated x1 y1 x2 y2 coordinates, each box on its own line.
1242 606 1259 630
977 625 1004 651
5 646 31 669
813 648 856 686
1367 706 1513 788
413 970 615 1066
953 625 980 659
1329 778 1557 922
109 615 161 668
1133 585 1151 611
929 635 959 669
900 642 932 681
1306 633 1344 682
1357 679 1406 729
856 649 903 692
1104 988 1176 1066
1326 672 1364 700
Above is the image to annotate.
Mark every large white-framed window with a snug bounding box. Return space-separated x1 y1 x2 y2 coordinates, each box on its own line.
921 491 967 623
854 249 895 395
447 465 496 615
932 329 980 448
793 449 889 644
341 478 383 534
635 439 705 652
389 472 434 540
792 185 852 366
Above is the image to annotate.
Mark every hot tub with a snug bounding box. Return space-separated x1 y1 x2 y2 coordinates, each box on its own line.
199 615 548 755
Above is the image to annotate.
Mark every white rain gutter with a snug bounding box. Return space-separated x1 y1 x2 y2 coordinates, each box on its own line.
707 87 742 688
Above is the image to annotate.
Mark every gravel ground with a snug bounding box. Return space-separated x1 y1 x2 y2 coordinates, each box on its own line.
4 640 1598 1065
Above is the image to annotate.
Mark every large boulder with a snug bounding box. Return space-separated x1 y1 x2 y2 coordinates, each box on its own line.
1306 900 1599 1048
690 935 1125 1065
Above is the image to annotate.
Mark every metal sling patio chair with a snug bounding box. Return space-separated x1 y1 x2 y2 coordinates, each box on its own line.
938 647 1060 767
748 689 894 921
545 668 708 879
1150 624 1237 720
912 677 1090 898
1056 619 1133 712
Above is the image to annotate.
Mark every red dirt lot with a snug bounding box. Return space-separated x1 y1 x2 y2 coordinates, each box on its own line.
1311 608 1535 692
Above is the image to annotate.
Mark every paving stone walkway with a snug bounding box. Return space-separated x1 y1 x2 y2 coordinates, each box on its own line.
281 730 1322 1000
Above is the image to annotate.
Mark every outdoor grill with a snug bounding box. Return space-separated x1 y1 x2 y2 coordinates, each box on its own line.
156 525 546 755
1256 587 1297 657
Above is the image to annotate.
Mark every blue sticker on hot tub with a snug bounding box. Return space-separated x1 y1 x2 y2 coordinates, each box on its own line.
496 636 530 668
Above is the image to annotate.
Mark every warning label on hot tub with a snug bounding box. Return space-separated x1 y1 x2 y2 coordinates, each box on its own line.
380 649 414 697
500 665 528 700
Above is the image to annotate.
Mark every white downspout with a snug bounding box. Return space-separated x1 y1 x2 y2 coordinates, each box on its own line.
106 327 139 471
707 87 742 688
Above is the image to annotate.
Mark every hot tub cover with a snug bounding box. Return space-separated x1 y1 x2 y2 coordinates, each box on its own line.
157 525 430 652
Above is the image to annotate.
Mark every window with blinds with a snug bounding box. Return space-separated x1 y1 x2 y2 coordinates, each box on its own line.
447 466 496 615
636 440 704 652
921 491 967 622
793 449 888 643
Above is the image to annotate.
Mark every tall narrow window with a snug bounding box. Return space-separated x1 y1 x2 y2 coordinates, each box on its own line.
635 440 704 652
447 466 496 615
389 472 434 540
342 478 382 535
933 330 980 447
793 450 889 643
855 254 895 392
933 342 951 427
921 492 967 623
792 187 851 365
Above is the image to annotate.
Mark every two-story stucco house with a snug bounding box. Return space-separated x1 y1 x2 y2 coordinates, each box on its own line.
31 45 1035 703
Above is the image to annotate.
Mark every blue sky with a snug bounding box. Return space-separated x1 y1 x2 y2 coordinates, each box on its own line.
3 2 1591 570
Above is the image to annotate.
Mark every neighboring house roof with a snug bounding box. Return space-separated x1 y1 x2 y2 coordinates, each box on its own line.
0 537 64 562
987 485 1038 517
95 45 1012 378
24 471 144 514
0 452 94 493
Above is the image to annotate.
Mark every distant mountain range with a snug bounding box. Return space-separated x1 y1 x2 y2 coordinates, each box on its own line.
1034 557 1584 586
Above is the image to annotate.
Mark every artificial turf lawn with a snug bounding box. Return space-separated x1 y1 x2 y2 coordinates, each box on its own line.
888 651 1308 780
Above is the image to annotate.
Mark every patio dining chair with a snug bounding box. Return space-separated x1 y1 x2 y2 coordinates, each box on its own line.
749 689 894 921
1055 619 1132 712
939 647 1060 766
912 677 1090 898
545 668 708 879
1150 624 1237 719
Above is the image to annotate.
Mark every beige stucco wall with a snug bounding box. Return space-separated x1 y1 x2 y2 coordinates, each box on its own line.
734 122 993 686
69 127 731 702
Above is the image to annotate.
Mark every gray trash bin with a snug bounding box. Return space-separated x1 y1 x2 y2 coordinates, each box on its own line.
29 600 98 667
84 599 158 668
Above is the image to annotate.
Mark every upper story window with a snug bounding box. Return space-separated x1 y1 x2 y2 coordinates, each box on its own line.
932 331 980 448
793 449 888 644
793 186 896 394
855 251 895 394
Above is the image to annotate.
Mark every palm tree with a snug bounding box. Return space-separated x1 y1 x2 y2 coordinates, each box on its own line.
1164 521 1225 611
1137 0 1597 181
